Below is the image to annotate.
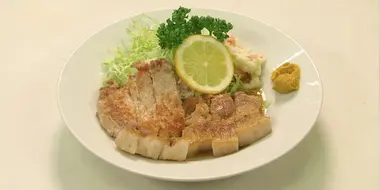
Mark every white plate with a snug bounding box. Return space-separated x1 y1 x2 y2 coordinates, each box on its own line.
57 8 322 182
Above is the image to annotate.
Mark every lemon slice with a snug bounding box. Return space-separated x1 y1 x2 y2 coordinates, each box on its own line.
174 35 234 94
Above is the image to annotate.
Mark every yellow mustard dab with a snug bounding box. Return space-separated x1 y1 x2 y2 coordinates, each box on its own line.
270 62 301 94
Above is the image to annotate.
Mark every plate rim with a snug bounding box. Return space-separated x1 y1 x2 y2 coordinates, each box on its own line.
56 7 324 182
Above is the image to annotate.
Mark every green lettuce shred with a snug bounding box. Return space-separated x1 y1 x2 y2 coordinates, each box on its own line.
226 75 243 95
102 15 174 86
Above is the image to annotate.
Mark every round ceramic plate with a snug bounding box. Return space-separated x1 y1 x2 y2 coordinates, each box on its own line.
57 8 322 182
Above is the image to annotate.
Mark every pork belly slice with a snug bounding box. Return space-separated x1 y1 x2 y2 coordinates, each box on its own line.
115 128 140 154
133 63 160 136
183 120 239 157
149 59 185 138
97 79 167 160
177 79 195 99
159 138 190 161
182 121 210 157
115 128 189 161
97 81 138 138
209 93 236 120
234 92 272 147
99 59 272 161
112 59 188 161
234 91 262 117
209 120 239 157
149 59 189 160
208 94 239 156
115 128 166 159
183 102 238 157
234 116 271 147
99 78 164 159
182 96 202 116
183 102 212 157
185 101 212 126
135 135 166 159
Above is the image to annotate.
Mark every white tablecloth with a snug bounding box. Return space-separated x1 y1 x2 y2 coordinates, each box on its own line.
0 0 378 189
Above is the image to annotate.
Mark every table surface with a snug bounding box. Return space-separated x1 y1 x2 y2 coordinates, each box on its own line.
0 0 378 189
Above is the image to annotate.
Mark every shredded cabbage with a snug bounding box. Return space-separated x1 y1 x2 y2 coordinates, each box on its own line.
102 15 173 85
226 75 243 94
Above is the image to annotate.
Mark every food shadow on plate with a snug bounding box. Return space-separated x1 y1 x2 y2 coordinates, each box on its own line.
53 118 328 190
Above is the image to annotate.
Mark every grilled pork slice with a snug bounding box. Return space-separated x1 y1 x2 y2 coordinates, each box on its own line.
183 119 239 157
97 81 138 138
149 59 185 138
114 128 139 154
111 59 187 161
183 102 238 157
133 62 159 137
185 102 212 126
99 59 271 161
234 92 272 147
115 127 189 161
159 138 189 161
177 79 195 100
115 128 167 159
182 96 202 116
209 120 239 157
209 93 236 120
183 102 212 157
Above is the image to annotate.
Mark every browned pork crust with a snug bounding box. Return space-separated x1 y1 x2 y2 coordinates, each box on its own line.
97 59 272 161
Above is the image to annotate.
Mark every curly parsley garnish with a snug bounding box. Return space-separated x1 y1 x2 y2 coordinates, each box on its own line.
156 7 233 50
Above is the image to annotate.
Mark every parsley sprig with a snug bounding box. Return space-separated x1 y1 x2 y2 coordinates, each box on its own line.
156 7 233 50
